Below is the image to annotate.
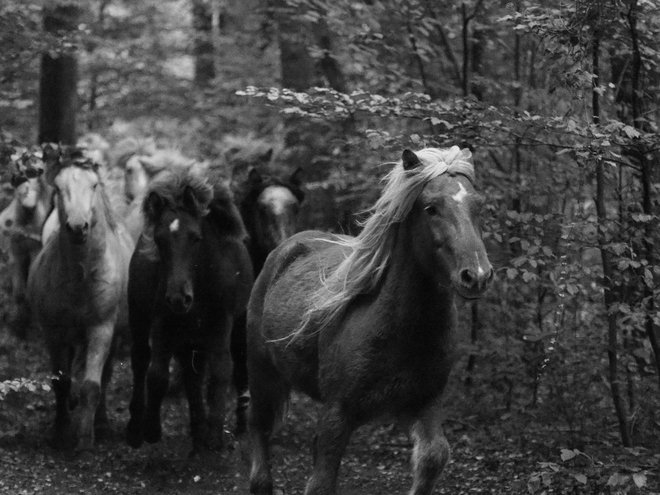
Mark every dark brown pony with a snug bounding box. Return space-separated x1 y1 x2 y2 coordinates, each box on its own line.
125 168 253 454
247 147 493 495
229 167 304 433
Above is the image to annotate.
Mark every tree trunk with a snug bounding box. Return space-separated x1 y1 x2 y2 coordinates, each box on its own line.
192 0 215 86
593 32 632 447
39 3 80 145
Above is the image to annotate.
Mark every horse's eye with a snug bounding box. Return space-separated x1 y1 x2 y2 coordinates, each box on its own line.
425 205 438 216
190 233 202 243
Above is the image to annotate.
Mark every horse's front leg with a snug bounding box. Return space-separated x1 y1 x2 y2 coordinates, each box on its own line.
76 320 115 453
305 402 354 495
206 314 233 450
407 398 450 495
143 325 173 444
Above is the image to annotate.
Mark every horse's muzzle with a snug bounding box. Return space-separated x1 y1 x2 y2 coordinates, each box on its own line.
65 222 89 244
454 266 494 299
166 292 194 314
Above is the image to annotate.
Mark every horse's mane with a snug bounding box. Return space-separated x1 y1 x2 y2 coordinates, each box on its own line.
140 168 246 259
295 146 475 337
111 137 157 169
222 135 277 166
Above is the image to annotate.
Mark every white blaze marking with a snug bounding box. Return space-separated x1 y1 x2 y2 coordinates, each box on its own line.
169 218 180 233
475 252 485 276
452 182 468 203
259 186 296 216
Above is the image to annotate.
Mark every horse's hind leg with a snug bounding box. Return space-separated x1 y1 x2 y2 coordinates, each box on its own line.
248 360 290 495
230 311 249 435
76 322 115 453
94 339 116 442
207 319 233 450
47 340 74 450
407 399 450 495
304 403 354 495
178 346 209 455
126 312 151 448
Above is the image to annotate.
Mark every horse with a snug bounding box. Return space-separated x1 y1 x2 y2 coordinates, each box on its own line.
0 147 54 339
246 147 494 495
229 166 304 433
125 167 253 454
27 147 135 453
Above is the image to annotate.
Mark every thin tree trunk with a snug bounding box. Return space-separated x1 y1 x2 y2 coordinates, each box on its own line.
407 20 431 96
39 3 80 145
315 16 347 93
193 0 215 86
593 32 632 447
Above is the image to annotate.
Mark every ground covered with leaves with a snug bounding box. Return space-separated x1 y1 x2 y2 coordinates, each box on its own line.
1 332 659 495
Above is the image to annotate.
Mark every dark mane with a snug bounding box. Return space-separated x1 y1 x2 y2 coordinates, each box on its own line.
208 179 248 240
144 167 247 240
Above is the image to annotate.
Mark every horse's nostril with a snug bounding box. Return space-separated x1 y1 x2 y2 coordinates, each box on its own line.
460 269 476 287
183 294 193 307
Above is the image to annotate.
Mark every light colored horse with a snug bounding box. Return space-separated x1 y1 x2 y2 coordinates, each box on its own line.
28 149 134 453
0 149 54 338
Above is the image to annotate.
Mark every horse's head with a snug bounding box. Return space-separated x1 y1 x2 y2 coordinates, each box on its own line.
405 148 493 299
124 155 151 201
10 150 46 210
144 172 213 314
244 167 304 254
49 149 102 245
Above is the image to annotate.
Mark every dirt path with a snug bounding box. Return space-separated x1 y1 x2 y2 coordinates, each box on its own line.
1 339 659 494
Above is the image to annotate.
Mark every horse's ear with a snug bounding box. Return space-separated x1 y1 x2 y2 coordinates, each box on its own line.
144 192 166 222
290 167 304 187
259 148 273 164
247 168 263 185
182 185 208 216
42 144 61 185
402 149 421 170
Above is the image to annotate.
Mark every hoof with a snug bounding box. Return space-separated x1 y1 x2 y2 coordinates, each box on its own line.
94 421 112 443
49 421 75 451
125 420 144 449
143 421 162 444
75 448 95 464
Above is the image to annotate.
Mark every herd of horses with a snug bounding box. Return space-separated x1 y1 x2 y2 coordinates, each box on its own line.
1 138 492 495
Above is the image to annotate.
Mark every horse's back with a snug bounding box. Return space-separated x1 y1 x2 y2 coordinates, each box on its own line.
247 230 349 397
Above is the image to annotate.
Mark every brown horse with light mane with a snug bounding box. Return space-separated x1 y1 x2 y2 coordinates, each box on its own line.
247 147 493 495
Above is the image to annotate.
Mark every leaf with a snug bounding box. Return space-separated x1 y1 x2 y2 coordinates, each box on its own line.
632 472 646 488
560 449 577 461
573 473 587 484
607 473 628 486
622 125 641 139
507 268 518 279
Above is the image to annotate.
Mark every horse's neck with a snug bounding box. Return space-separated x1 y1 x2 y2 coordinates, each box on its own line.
377 225 455 323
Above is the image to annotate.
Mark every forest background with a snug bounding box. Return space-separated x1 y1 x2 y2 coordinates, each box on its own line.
0 0 659 493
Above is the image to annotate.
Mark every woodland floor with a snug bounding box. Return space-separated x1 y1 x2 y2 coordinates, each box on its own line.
0 331 659 495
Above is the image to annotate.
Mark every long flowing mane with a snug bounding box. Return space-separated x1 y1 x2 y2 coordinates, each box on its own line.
296 146 475 337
